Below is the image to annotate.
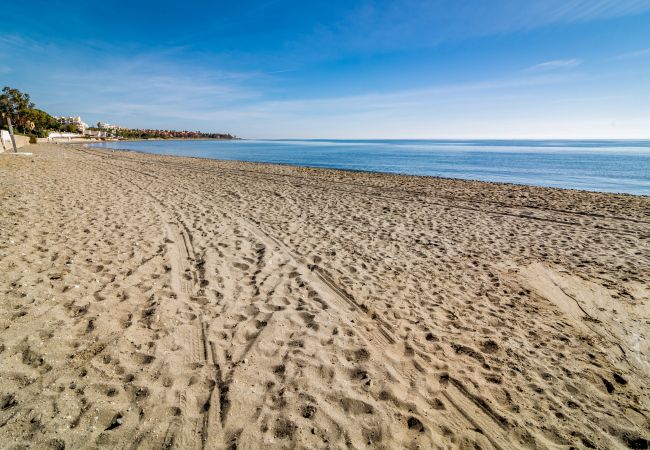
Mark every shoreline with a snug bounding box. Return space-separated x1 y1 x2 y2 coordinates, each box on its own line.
1 143 649 449
82 143 649 198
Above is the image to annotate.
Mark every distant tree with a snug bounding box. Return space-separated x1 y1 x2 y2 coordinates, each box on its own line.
0 86 35 132
65 124 79 133
23 108 59 132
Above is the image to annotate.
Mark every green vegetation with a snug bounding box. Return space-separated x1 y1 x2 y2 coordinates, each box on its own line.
116 128 235 140
0 86 62 138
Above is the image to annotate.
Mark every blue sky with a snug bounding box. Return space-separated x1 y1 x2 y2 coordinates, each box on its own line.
1 0 649 138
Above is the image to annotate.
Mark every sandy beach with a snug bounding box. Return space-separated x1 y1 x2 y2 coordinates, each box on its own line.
1 143 648 449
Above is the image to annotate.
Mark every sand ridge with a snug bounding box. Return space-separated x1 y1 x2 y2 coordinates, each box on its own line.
0 144 648 449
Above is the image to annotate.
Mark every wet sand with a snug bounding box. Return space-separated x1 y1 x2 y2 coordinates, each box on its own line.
1 143 649 449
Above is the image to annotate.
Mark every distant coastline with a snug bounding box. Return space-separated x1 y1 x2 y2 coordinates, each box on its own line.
118 136 242 142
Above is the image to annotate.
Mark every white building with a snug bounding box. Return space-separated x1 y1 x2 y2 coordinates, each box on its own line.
84 129 110 138
56 116 88 133
97 122 119 131
47 131 84 141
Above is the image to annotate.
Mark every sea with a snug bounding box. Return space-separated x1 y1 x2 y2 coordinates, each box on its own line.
88 139 650 196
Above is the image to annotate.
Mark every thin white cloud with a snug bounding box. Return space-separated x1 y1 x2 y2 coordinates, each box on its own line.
31 60 647 139
0 34 48 52
614 48 650 60
289 0 650 58
526 59 582 72
535 0 650 23
42 67 580 134
37 52 264 128
189 72 582 123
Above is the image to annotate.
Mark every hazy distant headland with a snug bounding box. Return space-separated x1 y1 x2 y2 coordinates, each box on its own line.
115 128 237 140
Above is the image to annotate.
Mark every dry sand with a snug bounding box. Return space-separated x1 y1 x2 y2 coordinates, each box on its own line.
0 143 649 449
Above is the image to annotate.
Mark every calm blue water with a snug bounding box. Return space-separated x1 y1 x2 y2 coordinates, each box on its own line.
88 139 650 196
